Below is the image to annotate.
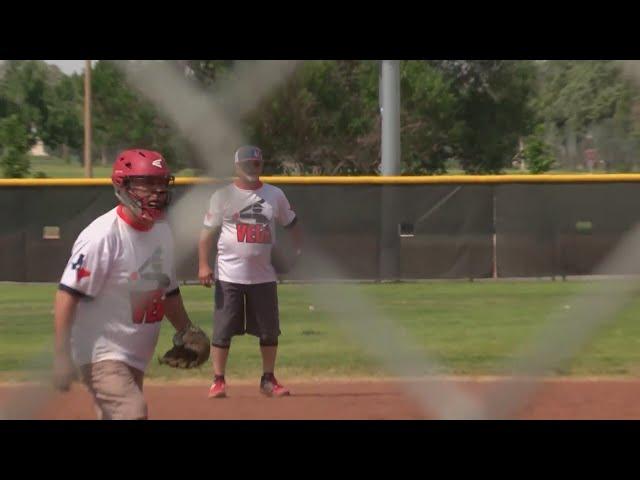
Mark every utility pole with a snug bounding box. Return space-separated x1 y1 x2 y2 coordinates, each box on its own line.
84 60 93 178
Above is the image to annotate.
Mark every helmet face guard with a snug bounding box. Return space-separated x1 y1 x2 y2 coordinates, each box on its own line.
114 175 175 221
111 149 175 222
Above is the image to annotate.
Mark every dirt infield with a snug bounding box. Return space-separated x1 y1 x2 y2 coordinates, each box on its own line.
2 377 640 419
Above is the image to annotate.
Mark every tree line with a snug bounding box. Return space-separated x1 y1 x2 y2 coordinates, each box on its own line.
1 60 639 177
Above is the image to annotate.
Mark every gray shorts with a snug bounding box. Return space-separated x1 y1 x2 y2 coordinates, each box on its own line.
80 360 147 420
212 280 280 348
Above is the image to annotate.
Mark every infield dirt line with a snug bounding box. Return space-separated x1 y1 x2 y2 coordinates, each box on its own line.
2 374 639 388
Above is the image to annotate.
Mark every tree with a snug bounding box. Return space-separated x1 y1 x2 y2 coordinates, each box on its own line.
0 60 54 149
40 74 83 160
181 60 234 86
534 60 640 170
400 61 462 174
244 60 381 175
149 60 541 175
90 61 185 169
523 125 555 174
432 60 538 173
0 60 73 162
0 114 31 177
247 60 538 175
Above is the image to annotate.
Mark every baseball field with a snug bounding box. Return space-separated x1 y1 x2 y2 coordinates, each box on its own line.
2 280 640 419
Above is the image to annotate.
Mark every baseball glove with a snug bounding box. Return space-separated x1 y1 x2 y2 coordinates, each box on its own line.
159 324 210 369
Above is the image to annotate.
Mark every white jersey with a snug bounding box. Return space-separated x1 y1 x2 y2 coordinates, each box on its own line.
59 205 179 372
203 182 296 284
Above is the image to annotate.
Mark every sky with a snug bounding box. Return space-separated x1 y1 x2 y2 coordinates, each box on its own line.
43 60 94 74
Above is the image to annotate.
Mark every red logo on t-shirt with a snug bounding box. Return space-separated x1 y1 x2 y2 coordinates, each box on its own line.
71 254 91 281
236 223 272 244
76 268 91 281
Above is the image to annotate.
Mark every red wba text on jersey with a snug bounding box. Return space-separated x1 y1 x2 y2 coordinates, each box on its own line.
236 223 272 244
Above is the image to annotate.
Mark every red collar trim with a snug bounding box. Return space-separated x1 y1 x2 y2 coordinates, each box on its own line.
117 205 153 232
234 179 263 190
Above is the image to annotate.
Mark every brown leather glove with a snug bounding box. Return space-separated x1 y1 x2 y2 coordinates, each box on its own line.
159 325 210 369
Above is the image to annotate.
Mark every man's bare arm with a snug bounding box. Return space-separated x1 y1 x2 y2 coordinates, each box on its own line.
53 289 80 391
198 227 219 287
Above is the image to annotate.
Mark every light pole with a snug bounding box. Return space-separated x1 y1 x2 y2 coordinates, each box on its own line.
379 60 401 281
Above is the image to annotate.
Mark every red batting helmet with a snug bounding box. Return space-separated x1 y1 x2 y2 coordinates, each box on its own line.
111 149 175 221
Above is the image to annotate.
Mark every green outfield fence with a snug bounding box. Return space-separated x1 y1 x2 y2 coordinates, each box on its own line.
2 175 640 282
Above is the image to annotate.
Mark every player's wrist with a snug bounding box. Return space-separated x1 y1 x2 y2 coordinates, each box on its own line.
173 323 203 346
173 326 188 346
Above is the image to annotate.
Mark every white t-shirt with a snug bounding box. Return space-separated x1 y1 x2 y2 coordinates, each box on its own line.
203 182 296 284
59 205 179 372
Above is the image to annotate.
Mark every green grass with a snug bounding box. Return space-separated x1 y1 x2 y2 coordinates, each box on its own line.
0 155 624 179
0 156 197 179
2 281 640 382
27 156 113 178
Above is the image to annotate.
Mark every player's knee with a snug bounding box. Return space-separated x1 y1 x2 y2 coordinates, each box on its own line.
101 394 147 420
259 336 278 347
212 339 231 349
119 395 148 420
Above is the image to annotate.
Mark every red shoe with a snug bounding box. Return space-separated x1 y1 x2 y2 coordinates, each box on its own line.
260 374 290 397
208 376 227 398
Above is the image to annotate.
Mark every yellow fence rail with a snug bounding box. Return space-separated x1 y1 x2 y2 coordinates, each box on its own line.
4 174 640 187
